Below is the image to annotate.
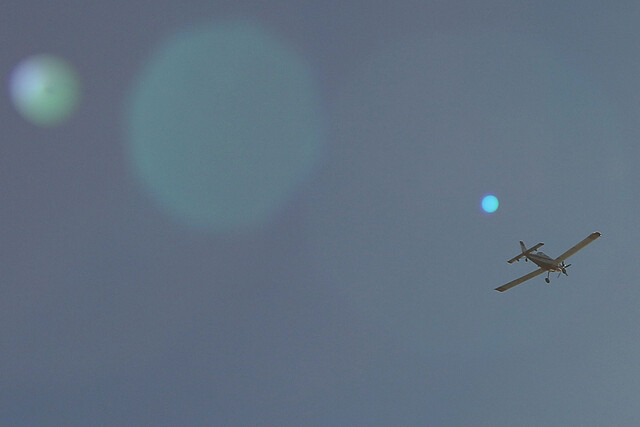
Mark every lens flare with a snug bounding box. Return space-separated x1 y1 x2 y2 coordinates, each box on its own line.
481 194 499 213
9 54 81 126
124 22 323 232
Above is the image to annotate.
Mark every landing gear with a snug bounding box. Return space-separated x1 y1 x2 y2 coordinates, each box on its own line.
545 277 550 283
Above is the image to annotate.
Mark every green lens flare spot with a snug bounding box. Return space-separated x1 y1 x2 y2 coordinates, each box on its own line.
9 54 81 127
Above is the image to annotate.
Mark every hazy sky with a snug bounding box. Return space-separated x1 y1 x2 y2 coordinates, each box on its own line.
3 1 640 425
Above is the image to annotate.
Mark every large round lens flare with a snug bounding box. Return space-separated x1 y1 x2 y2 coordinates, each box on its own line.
124 22 323 232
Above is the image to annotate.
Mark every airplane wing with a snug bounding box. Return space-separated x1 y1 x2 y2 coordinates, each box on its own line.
554 232 602 262
495 268 545 292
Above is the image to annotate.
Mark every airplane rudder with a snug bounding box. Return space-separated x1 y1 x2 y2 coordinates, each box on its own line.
519 241 527 253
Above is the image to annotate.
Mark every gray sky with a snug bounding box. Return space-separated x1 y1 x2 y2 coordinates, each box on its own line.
3 1 640 425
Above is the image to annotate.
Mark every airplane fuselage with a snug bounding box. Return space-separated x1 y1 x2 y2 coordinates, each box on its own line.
525 251 561 271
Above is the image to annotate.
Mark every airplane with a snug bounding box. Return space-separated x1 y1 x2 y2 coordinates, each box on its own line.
495 231 601 292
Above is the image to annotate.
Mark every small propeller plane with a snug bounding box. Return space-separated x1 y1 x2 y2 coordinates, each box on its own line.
495 231 601 292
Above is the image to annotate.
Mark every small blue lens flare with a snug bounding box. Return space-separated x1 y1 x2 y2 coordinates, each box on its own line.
481 194 499 213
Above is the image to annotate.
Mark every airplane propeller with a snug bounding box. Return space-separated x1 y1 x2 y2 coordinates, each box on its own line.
558 262 572 277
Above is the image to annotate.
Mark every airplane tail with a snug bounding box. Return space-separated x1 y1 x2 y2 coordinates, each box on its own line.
508 241 544 264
